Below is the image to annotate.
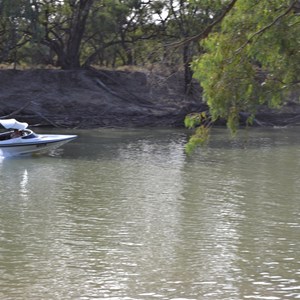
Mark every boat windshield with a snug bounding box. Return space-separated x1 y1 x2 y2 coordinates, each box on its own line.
21 130 37 139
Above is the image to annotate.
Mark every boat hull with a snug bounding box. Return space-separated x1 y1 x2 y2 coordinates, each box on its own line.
0 134 77 156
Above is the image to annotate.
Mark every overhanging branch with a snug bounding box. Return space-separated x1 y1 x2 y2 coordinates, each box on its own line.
167 0 238 47
235 0 298 54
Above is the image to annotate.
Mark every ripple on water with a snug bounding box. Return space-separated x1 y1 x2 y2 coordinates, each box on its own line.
1 128 300 300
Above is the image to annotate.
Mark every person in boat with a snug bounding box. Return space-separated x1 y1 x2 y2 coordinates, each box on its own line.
10 129 23 139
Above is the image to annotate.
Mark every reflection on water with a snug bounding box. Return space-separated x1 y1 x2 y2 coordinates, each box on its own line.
0 128 300 300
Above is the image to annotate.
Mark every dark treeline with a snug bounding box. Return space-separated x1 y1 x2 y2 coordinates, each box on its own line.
0 0 234 92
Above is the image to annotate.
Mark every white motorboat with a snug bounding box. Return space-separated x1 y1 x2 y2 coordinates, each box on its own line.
0 119 77 156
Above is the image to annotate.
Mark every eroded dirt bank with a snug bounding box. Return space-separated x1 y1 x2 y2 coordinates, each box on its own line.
0 69 299 128
0 69 205 128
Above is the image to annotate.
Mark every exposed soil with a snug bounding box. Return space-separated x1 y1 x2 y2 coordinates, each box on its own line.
0 68 205 128
0 68 299 128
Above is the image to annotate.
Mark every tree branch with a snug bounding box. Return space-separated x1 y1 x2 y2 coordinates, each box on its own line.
234 0 298 54
0 101 32 119
167 0 238 47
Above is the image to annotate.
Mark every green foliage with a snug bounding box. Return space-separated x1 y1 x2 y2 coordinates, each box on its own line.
184 112 205 129
185 125 210 154
192 0 300 133
184 112 211 153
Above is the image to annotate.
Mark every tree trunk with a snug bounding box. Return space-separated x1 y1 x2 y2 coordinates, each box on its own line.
183 43 193 94
55 0 94 69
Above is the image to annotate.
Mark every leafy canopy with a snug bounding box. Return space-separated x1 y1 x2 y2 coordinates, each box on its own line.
191 0 300 134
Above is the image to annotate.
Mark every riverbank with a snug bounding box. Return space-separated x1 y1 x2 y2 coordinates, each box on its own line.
0 68 205 128
0 69 299 128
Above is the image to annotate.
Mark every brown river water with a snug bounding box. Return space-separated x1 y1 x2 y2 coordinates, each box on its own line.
0 127 299 300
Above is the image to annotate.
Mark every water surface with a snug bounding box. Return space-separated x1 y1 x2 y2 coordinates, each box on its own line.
0 127 300 299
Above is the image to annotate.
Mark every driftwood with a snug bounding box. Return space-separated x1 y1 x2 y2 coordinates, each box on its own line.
32 111 61 128
0 101 32 119
94 78 128 102
0 100 64 128
87 66 153 107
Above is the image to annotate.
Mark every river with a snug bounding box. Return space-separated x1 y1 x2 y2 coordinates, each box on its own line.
0 127 299 300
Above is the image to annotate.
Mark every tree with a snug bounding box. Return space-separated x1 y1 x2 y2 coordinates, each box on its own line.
1 0 168 69
0 0 33 66
191 0 300 134
30 0 95 69
83 0 162 68
163 0 233 94
0 0 96 69
184 0 300 152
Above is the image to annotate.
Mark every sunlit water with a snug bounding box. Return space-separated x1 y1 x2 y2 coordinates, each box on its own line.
0 127 300 300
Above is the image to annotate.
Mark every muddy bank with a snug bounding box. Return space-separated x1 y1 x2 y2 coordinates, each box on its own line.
0 69 205 128
0 69 299 128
